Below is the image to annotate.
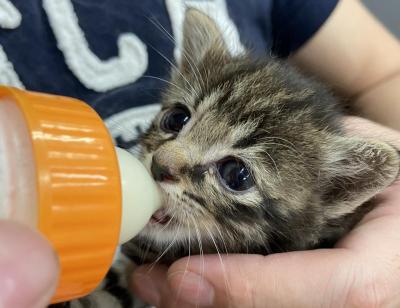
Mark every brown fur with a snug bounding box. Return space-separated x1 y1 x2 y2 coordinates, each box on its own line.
123 10 400 264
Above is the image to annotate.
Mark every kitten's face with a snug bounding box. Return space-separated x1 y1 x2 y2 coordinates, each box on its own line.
127 10 399 263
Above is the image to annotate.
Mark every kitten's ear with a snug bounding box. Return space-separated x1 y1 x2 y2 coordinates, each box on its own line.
322 137 399 218
181 9 228 67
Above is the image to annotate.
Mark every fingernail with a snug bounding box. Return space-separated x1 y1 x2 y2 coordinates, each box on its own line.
168 271 215 306
132 273 160 305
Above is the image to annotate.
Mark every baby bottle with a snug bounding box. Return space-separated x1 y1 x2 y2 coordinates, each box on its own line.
0 86 161 303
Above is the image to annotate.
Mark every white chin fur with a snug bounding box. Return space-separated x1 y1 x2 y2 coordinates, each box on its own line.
140 224 192 247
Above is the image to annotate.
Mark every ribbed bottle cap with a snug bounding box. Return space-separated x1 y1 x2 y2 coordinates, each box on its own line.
0 86 122 303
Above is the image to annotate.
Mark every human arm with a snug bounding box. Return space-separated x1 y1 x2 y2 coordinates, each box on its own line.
0 221 59 308
291 0 400 130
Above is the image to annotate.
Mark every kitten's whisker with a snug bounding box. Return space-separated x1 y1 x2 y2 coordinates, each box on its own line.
190 216 205 308
147 222 182 271
201 221 233 308
174 213 192 305
142 75 187 94
147 16 177 45
179 38 209 91
146 42 199 97
147 16 206 93
178 41 207 92
210 220 229 256
159 211 178 232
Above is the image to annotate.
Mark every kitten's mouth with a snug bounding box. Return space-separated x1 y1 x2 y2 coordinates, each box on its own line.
150 209 171 225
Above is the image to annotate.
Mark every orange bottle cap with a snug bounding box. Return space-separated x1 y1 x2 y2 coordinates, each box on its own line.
0 86 122 303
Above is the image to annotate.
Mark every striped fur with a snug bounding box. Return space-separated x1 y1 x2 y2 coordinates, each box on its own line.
126 9 400 263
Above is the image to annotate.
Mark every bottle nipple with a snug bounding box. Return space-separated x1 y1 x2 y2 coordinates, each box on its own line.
116 147 162 244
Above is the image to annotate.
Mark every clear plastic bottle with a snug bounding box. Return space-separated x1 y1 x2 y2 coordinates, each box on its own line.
0 86 161 303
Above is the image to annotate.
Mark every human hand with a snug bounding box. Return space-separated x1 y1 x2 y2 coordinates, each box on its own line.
0 221 59 308
131 116 400 307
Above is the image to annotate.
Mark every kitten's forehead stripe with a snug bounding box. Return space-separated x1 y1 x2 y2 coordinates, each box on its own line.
193 57 265 110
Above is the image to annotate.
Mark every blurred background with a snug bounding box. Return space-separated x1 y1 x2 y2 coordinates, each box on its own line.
362 0 399 37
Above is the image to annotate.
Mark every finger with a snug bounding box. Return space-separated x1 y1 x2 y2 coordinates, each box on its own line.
132 264 195 308
165 250 356 308
131 264 167 306
0 221 59 308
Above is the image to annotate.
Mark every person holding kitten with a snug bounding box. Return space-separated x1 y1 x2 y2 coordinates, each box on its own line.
1 0 400 307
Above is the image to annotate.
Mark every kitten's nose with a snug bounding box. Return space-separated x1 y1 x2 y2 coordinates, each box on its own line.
151 157 177 182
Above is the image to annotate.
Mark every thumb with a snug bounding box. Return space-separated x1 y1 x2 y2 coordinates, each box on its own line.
166 250 355 307
0 221 59 308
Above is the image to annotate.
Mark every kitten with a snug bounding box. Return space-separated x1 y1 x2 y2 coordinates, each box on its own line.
62 9 400 308
123 9 400 264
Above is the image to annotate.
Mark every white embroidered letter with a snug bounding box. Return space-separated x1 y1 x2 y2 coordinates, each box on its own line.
43 0 148 92
0 0 24 88
0 0 21 28
105 104 161 153
166 0 245 62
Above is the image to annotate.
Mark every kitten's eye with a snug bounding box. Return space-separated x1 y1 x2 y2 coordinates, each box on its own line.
161 105 191 133
217 157 254 191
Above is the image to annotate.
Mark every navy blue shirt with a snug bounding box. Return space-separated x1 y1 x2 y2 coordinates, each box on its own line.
0 0 338 149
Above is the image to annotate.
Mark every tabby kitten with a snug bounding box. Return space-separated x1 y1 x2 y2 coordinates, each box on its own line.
124 9 400 264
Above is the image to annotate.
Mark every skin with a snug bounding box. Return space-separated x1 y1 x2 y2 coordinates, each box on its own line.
132 0 400 307
0 221 59 308
291 0 400 130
